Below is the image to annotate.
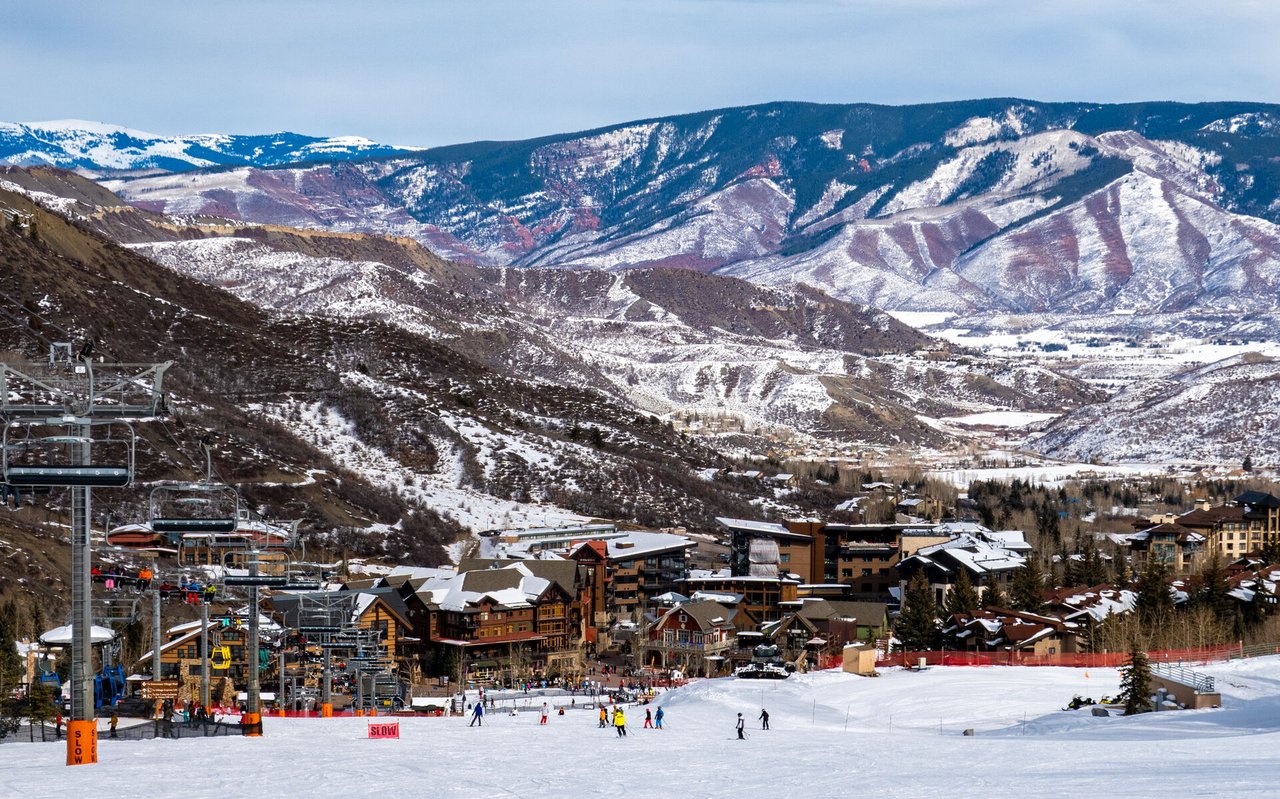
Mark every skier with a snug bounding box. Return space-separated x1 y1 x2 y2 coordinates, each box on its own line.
759 708 770 730
469 701 485 727
598 705 608 728
643 707 653 728
109 712 119 739
736 712 745 740
540 702 549 725
654 706 664 729
613 706 627 737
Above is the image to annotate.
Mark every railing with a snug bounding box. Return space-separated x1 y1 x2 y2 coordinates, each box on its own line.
1150 662 1215 693
1 719 250 744
877 643 1254 669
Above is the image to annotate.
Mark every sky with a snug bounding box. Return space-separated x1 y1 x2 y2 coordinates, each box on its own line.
3 0 1279 147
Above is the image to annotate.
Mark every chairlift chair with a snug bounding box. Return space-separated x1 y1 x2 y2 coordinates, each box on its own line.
149 482 240 535
1 419 135 487
211 645 232 670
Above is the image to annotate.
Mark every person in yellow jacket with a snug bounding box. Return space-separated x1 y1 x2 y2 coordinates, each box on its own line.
613 706 627 737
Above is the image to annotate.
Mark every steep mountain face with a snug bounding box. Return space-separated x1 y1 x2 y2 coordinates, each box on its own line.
0 120 412 174
0 182 793 573
1030 353 1280 465
90 100 1280 314
2 167 1098 451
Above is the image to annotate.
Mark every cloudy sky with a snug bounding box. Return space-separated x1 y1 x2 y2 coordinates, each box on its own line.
4 0 1278 146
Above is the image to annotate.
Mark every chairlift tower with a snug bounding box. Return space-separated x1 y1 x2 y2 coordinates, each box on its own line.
0 350 170 766
291 592 351 717
223 551 318 734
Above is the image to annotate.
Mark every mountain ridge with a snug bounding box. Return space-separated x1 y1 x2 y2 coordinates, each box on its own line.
70 98 1280 316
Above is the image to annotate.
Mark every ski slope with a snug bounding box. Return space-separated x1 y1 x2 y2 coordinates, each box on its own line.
6 657 1280 797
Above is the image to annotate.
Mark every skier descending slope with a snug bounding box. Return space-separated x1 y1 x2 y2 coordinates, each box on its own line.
736 713 745 740
614 706 627 737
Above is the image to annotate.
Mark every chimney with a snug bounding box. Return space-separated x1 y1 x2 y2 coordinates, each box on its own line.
1195 498 1211 512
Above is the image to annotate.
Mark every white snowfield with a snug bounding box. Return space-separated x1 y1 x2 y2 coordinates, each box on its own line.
9 657 1280 797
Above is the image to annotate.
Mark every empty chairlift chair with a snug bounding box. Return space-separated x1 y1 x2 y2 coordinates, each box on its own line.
2 419 136 487
149 482 240 538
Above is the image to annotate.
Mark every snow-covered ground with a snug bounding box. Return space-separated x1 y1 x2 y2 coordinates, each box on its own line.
11 657 1280 797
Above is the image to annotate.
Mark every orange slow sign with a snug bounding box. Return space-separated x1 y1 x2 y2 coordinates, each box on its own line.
367 722 400 739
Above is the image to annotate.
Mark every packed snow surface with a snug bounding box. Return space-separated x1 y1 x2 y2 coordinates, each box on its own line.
11 656 1280 797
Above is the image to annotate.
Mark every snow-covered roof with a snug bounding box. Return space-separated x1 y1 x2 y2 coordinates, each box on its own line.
415 562 561 612
715 517 789 535
914 533 1025 574
604 531 697 560
39 624 116 646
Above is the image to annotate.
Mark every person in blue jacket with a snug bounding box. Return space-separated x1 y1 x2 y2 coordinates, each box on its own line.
469 701 485 727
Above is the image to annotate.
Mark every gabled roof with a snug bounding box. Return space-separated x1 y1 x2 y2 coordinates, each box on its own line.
414 562 563 612
1235 491 1280 509
458 557 584 597
655 599 737 633
1130 523 1204 545
1178 506 1246 527
909 534 1025 575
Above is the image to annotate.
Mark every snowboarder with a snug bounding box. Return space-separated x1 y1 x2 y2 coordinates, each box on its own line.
109 712 119 738
469 701 485 727
654 706 664 729
736 712 745 739
759 708 769 730
643 707 653 728
614 706 627 737
540 702 549 725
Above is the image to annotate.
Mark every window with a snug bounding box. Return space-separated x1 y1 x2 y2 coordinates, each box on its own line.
841 569 853 578
780 554 790 564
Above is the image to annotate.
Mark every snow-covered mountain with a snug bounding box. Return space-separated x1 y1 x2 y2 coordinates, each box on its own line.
2 165 1097 452
94 100 1280 315
1030 352 1280 464
0 119 413 173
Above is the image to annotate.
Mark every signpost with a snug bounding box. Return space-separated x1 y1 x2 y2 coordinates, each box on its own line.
140 680 181 701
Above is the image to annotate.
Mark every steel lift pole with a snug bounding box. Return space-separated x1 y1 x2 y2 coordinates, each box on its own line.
67 419 95 765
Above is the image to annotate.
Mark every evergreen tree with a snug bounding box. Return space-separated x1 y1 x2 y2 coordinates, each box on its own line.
943 569 980 618
1195 553 1234 623
1134 557 1175 628
1118 645 1152 715
1060 546 1080 587
982 577 1007 610
0 603 21 695
895 572 940 652
1244 571 1272 628
1035 503 1062 549
1079 545 1109 587
1243 454 1254 472
1010 560 1046 613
